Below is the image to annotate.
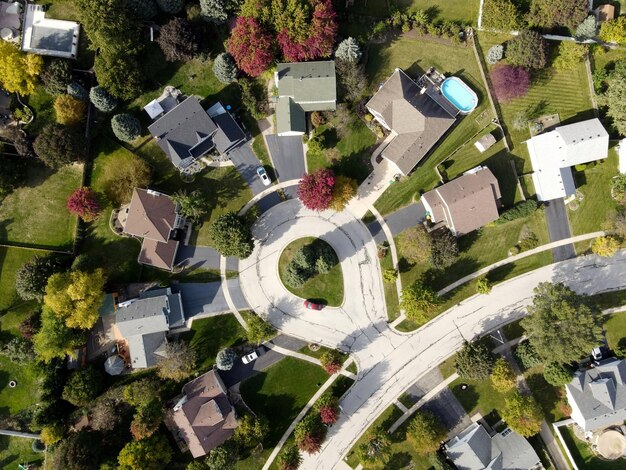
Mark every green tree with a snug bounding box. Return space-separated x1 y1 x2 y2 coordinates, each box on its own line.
33 124 85 168
599 16 626 44
490 357 517 391
1 337 34 364
156 0 184 13
40 59 73 95
172 190 207 222
123 378 161 406
118 434 173 470
356 427 391 465
430 228 458 269
526 0 588 30
481 0 522 30
62 367 103 406
216 347 237 371
277 444 302 470
127 0 158 18
40 424 65 446
95 53 143 100
33 306 85 362
335 37 361 62
89 86 118 113
383 269 398 283
212 52 238 84
208 212 254 258
520 282 603 364
399 225 432 264
67 82 88 101
50 430 102 470
130 399 163 440
15 254 66 301
336 59 367 102
44 269 106 330
406 410 446 455
100 152 151 205
206 443 239 470
603 72 626 136
0 41 43 96
476 277 492 294
246 314 276 345
514 340 542 369
455 340 495 380
575 15 597 40
400 280 438 324
501 392 543 437
111 113 141 142
157 341 197 380
543 362 573 386
506 30 547 69
234 414 269 448
553 41 586 70
487 44 504 65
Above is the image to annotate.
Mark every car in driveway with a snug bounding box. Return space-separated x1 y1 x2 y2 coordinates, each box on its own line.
242 351 259 364
304 300 324 310
256 166 271 186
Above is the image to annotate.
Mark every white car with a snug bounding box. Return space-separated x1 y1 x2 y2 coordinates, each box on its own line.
256 166 271 186
242 351 259 364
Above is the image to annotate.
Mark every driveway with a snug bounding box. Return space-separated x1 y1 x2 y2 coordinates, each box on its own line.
266 135 305 198
420 388 473 439
545 198 575 262
367 201 427 243
177 281 249 318
176 245 221 270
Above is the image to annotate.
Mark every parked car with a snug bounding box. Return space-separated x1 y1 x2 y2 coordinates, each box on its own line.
256 166 271 186
591 347 604 362
242 351 259 364
304 300 324 310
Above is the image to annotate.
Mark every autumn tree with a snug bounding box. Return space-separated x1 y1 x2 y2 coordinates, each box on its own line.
400 280 438 324
506 31 547 69
62 367 103 406
314 394 340 424
33 306 85 362
521 282 603 364
490 65 530 102
320 349 344 374
491 357 517 391
67 187 102 221
294 414 327 454
158 17 199 62
44 269 106 330
297 169 336 211
157 341 197 381
592 236 620 257
228 17 274 77
207 212 254 258
90 397 125 431
455 340 495 380
356 427 391 465
40 424 65 446
15 254 66 301
33 124 85 168
329 175 357 211
0 42 43 95
406 410 446 455
501 392 543 437
277 445 302 470
130 399 163 440
7 127 36 159
117 434 173 470
399 225 432 264
599 16 626 44
336 59 367 102
54 95 87 126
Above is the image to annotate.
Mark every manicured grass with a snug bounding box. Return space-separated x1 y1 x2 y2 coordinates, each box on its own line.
380 249 400 321
397 0 480 24
0 247 40 311
592 46 626 75
604 311 626 350
278 237 344 307
568 148 619 236
0 164 82 250
0 435 44 469
369 36 495 215
439 353 457 378
560 425 623 470
450 375 510 417
240 357 328 447
181 314 248 372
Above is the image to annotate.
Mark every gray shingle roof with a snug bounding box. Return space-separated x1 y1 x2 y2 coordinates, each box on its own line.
212 112 247 154
276 97 306 135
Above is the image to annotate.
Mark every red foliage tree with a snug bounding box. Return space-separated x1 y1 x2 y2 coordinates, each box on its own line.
67 187 101 221
297 169 335 211
298 433 323 454
227 17 273 77
319 405 339 425
490 64 530 103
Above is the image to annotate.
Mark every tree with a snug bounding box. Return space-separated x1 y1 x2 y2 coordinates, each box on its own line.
212 52 238 84
297 169 336 211
62 367 102 406
1 337 35 364
486 44 504 65
67 187 102 221
130 399 163 440
207 212 254 258
526 0 588 30
44 269 106 330
90 397 125 431
228 17 274 77
314 394 340 424
33 307 85 362
123 378 161 406
200 0 227 23
553 41 586 70
50 430 102 470
430 228 459 269
592 236 620 257
335 37 361 62
33 124 85 168
604 72 626 136
118 434 173 470
158 17 199 62
7 127 36 159
320 349 343 374
490 65 530 102
329 175 357 211
514 340 542 369
356 427 391 465
172 190 207 221
575 15 597 40
206 443 238 470
599 16 626 44
481 0 522 30
111 114 141 142
543 362 573 386
455 340 495 380
100 152 151 204
491 357 517 391
157 341 196 381
41 59 73 95
234 414 268 447
95 52 143 101
506 31 547 69
501 392 543 437
277 444 302 470
15 254 65 301
67 82 88 101
476 277 492 294
246 314 276 344
406 411 446 455
41 424 65 446
127 0 158 19
398 225 432 264
335 58 367 102
294 414 327 454
521 282 603 364
215 348 237 371
89 86 118 113
156 0 184 13
612 174 626 204
498 199 538 222
400 281 438 324
0 41 43 95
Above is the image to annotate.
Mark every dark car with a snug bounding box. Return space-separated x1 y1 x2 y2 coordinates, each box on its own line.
304 300 324 310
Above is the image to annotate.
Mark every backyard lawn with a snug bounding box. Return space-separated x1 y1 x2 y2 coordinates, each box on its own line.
397 0 480 24
0 165 82 250
0 435 44 469
604 312 626 350
560 426 623 470
0 247 41 311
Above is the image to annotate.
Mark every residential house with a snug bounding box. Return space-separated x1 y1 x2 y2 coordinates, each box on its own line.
274 61 337 136
122 188 186 271
21 2 80 59
113 287 185 370
366 68 461 175
0 1 22 43
147 94 246 171
167 370 238 458
445 422 542 470
421 166 501 236
595 4 615 23
565 358 626 432
524 118 609 201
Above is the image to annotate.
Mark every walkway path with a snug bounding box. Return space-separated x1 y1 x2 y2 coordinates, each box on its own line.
220 256 248 331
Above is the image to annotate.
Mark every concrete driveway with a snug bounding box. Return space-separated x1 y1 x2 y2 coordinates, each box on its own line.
545 198 575 262
229 144 282 212
266 135 305 198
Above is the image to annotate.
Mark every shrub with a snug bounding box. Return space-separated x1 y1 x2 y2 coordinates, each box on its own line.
506 31 547 69
335 37 361 62
111 113 141 142
611 174 626 204
156 0 184 13
490 357 517 391
89 86 117 113
455 340 495 380
406 411 446 455
498 200 538 222
575 15 597 40
34 124 85 167
553 41 586 70
41 59 72 95
216 348 237 371
67 82 88 101
356 427 391 465
543 362 573 386
277 445 302 470
54 95 87 126
430 228 459 269
383 269 398 283
127 0 158 19
400 281 438 324
592 236 620 257
486 44 504 65
294 414 327 454
599 16 626 44
67 187 102 221
314 394 340 424
519 231 539 252
157 17 199 62
320 349 343 374
476 277 492 294
490 64 530 102
212 52 238 84
200 0 227 23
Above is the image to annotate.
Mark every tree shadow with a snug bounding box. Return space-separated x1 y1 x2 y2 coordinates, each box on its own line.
450 383 479 413
388 452 412 468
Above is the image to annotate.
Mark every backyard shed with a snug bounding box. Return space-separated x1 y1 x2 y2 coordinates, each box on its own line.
474 133 497 153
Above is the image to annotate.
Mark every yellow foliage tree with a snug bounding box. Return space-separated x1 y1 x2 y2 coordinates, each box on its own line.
54 94 87 126
40 424 65 446
0 42 43 95
490 357 517 392
330 175 357 211
44 269 106 330
592 236 620 257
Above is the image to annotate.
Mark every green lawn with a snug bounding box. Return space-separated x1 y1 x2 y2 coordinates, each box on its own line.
450 375 510 417
0 165 82 250
180 314 248 372
278 238 344 307
605 311 626 350
524 365 568 423
560 425 624 470
0 435 44 469
0 247 41 311
397 0 480 24
380 249 400 321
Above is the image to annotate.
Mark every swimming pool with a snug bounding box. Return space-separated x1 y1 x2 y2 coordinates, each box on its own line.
441 77 478 114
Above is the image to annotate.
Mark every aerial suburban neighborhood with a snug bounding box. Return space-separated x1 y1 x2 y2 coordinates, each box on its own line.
2 0 626 469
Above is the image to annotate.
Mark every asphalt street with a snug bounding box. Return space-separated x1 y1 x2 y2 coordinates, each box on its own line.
545 198 576 261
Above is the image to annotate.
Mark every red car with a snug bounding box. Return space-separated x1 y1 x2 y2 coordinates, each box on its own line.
304 300 324 310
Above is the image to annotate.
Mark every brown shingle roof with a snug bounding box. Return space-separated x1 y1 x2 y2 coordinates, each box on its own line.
422 167 501 236
138 238 179 271
124 189 177 242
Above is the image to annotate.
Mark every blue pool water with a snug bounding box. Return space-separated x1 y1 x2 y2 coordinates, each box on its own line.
441 77 478 113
